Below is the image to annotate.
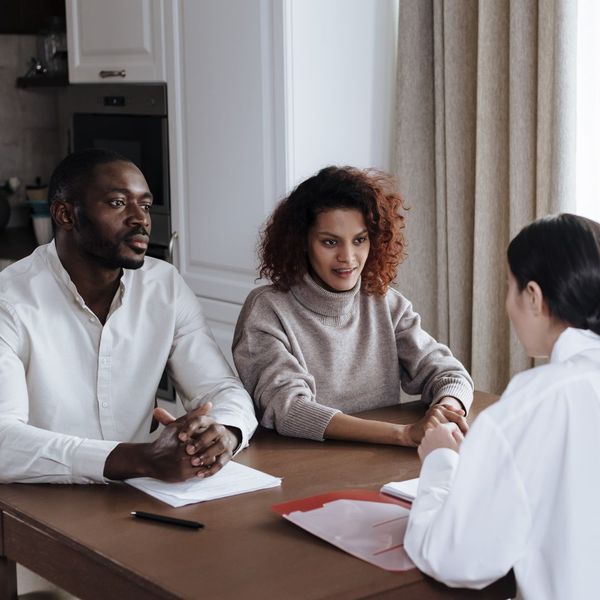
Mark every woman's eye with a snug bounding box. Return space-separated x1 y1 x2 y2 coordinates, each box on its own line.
354 236 368 245
322 239 337 247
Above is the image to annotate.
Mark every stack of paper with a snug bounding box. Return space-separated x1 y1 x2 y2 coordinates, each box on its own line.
126 461 281 507
380 477 419 503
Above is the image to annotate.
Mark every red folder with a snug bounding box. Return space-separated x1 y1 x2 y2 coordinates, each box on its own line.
272 489 415 572
272 488 410 515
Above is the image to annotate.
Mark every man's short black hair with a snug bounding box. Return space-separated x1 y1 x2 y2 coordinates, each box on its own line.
48 148 134 207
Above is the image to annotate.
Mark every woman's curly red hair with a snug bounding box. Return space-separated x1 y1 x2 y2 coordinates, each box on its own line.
259 166 407 295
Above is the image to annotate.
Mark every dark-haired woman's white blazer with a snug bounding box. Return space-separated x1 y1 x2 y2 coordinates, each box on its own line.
405 327 600 600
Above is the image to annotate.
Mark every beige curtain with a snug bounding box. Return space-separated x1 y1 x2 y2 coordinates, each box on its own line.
394 0 577 394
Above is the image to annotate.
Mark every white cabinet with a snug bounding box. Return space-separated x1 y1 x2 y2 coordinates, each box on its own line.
165 1 286 307
163 0 286 368
66 0 166 83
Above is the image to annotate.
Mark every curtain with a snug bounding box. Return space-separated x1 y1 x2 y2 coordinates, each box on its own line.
394 0 577 394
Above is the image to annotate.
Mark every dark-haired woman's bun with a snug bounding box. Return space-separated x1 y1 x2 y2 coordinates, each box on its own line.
508 214 600 335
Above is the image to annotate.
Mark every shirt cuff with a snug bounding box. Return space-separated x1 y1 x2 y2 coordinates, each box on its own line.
419 447 460 492
72 439 120 484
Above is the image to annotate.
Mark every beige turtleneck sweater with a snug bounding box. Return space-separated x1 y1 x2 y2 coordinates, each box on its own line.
232 274 473 441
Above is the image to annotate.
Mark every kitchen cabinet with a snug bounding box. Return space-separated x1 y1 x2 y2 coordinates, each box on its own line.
164 0 398 359
164 1 286 361
65 0 166 83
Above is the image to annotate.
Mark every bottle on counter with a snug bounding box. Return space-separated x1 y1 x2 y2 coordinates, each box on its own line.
37 16 67 76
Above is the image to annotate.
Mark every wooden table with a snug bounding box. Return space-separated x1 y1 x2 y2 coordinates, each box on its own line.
0 392 515 600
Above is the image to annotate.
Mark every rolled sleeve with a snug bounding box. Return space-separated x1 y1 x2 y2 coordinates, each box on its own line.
405 414 531 589
392 294 474 409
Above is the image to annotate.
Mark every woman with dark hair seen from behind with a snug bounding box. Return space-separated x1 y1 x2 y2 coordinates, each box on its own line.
404 213 600 599
233 166 473 446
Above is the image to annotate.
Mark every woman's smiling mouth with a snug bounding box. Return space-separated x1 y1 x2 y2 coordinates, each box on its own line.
332 267 357 277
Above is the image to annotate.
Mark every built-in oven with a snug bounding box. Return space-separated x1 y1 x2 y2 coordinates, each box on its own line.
63 83 176 402
64 83 172 248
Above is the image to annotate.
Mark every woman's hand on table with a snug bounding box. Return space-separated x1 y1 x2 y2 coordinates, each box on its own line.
405 401 468 446
417 422 464 461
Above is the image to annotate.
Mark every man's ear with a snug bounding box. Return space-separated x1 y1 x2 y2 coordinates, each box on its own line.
525 281 547 316
50 200 74 230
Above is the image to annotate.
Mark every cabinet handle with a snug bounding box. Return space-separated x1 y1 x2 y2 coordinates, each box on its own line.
168 231 179 265
99 69 126 78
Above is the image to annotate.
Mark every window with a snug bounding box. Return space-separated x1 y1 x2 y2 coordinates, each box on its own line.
576 0 600 222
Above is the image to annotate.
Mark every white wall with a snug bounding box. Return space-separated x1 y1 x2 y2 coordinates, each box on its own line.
283 0 399 187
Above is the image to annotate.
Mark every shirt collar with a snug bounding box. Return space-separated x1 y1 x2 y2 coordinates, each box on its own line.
44 240 129 311
550 327 600 364
290 272 361 318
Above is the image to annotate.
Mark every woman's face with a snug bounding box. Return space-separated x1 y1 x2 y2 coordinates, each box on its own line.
307 208 370 292
505 270 533 351
505 267 558 357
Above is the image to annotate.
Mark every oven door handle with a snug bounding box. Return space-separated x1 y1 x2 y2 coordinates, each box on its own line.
99 69 127 78
167 231 179 265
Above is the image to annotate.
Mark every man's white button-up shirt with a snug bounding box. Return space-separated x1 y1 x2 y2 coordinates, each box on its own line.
0 242 257 483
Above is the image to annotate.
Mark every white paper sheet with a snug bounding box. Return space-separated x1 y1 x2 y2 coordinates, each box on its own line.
380 477 419 503
284 499 415 571
126 461 281 507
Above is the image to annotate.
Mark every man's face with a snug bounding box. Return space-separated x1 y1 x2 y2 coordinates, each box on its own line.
73 161 152 270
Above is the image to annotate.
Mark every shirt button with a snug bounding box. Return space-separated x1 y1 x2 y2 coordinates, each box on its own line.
102 402 109 408
101 358 108 365
88 317 95 322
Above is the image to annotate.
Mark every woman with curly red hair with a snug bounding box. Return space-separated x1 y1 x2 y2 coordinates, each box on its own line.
232 166 473 445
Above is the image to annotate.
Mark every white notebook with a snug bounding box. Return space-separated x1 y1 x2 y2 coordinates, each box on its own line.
127 461 281 507
380 477 419 503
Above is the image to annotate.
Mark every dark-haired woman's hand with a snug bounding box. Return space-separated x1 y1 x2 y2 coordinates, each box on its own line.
435 396 466 415
418 422 464 461
406 404 469 446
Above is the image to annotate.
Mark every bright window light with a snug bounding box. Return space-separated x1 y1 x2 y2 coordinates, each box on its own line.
576 0 600 223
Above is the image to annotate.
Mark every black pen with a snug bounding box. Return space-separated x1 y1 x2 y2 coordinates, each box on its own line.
131 511 204 529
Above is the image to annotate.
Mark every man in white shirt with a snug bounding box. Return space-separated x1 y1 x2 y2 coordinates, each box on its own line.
0 148 258 484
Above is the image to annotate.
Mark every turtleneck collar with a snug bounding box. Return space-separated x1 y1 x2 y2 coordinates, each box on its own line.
290 272 361 319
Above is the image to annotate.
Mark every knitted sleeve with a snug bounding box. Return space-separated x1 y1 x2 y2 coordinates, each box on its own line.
388 290 474 412
232 289 340 440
